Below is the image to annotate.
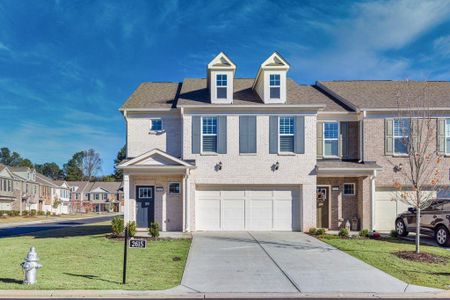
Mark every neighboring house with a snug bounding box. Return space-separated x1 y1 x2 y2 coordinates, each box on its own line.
67 181 123 213
84 182 123 212
0 164 18 211
118 52 450 232
54 181 71 214
68 181 91 213
36 173 59 213
10 167 40 213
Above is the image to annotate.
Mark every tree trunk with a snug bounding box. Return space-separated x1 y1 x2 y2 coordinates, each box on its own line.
415 207 421 254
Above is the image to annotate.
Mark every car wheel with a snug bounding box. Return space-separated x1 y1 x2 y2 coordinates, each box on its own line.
396 219 408 236
435 226 450 247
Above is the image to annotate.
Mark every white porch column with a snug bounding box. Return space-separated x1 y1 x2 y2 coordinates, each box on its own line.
182 174 186 232
185 172 190 232
123 174 130 224
162 188 167 231
370 170 377 231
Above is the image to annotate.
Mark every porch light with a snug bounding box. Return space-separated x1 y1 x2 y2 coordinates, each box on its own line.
394 163 403 173
215 161 223 171
271 161 280 172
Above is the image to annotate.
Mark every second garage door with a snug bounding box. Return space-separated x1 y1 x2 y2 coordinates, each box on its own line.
195 186 301 231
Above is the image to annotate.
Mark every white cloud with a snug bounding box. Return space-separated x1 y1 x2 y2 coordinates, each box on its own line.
433 35 450 57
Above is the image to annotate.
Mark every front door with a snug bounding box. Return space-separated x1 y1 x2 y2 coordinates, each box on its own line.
316 187 329 228
135 186 154 228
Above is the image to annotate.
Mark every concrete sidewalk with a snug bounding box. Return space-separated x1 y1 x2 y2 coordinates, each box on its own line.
0 288 449 299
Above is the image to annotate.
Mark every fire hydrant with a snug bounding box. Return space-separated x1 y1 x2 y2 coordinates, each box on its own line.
20 247 42 284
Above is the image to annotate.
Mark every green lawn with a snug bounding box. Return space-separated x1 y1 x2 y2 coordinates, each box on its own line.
0 222 191 290
320 235 450 290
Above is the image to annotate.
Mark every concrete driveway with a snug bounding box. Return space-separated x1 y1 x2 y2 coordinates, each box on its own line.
181 232 436 293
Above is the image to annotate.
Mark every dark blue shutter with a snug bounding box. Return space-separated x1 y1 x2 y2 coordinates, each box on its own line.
269 116 278 154
294 116 305 154
192 116 201 154
217 116 227 154
239 116 257 153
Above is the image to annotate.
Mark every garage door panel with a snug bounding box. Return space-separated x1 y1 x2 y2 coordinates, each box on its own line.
248 199 273 230
196 199 221 230
222 199 245 230
273 199 292 230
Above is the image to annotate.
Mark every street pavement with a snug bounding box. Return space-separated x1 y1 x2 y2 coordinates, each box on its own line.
0 215 117 238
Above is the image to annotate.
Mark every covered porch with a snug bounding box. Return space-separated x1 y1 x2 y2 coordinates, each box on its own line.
316 160 382 231
119 149 195 232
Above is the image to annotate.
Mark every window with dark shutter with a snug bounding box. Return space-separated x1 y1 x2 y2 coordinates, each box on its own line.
201 117 218 153
279 116 295 152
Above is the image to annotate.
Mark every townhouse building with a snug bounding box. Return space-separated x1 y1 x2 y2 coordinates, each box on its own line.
0 164 17 211
67 181 123 213
118 52 450 232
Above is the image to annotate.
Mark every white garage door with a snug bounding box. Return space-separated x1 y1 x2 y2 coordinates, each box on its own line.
195 186 300 231
375 190 410 231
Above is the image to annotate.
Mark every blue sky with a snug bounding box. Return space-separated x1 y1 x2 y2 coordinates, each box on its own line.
1 0 450 175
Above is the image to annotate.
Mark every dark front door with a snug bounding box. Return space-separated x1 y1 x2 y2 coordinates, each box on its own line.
136 186 154 228
316 187 329 228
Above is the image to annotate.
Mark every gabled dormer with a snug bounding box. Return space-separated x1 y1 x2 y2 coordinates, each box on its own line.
207 52 236 104
253 52 290 104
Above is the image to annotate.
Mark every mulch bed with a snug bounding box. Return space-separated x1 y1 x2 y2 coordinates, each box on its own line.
393 251 447 264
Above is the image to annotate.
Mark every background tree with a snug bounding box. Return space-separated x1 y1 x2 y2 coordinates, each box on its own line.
0 147 26 166
18 159 33 168
390 81 448 254
35 162 63 179
82 149 102 181
113 145 126 181
64 151 84 181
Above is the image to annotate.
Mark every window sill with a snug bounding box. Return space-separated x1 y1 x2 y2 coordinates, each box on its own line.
322 156 340 159
149 130 165 135
277 152 296 156
392 154 409 157
200 152 218 156
239 153 257 156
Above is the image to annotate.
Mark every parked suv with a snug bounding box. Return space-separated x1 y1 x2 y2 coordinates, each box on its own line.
395 199 450 247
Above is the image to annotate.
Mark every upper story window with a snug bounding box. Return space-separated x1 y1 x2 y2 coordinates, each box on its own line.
446 119 450 155
216 74 227 99
393 119 410 155
269 74 281 99
279 116 295 152
202 116 218 153
323 122 339 157
150 118 163 132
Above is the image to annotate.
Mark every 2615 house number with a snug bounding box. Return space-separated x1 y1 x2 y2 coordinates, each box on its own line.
129 239 147 248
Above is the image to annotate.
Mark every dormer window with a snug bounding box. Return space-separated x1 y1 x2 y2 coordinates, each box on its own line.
150 118 163 132
269 74 281 99
216 74 227 99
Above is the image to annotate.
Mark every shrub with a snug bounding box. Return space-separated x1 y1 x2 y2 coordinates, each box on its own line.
10 210 20 216
111 217 124 236
390 230 398 238
338 228 349 238
127 221 136 237
315 228 326 236
148 222 160 238
308 227 317 235
359 229 369 238
37 211 45 216
30 209 37 216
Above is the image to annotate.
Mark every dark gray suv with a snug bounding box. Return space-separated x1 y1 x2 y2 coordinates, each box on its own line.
395 199 450 247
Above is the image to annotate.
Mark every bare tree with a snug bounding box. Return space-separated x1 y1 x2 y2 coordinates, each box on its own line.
82 149 102 181
389 81 447 253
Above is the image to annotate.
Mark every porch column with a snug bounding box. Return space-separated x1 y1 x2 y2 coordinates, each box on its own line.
370 171 377 231
182 174 186 232
123 174 130 224
162 187 167 231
